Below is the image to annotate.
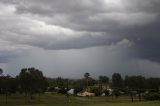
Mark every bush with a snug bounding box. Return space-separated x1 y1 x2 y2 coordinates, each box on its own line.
58 88 68 94
144 93 160 101
104 89 109 96
90 87 101 96
47 87 55 92
74 86 83 94
113 89 120 98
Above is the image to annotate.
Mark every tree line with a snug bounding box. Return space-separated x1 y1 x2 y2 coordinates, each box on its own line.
47 72 160 101
0 68 160 103
0 68 48 103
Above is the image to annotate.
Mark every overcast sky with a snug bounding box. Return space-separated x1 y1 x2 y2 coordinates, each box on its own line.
0 0 160 78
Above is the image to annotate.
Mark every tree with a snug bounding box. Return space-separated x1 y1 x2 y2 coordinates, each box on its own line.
99 76 109 95
0 68 3 75
99 76 109 84
18 67 47 102
112 73 123 98
125 75 146 102
112 73 123 89
84 73 90 92
56 77 64 88
147 78 160 92
73 79 86 90
125 75 134 102
136 76 147 102
0 75 10 104
0 75 17 104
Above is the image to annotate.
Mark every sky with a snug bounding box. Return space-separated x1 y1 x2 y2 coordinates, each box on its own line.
0 0 160 78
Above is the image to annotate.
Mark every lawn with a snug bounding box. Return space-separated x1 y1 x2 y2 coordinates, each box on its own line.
0 93 159 106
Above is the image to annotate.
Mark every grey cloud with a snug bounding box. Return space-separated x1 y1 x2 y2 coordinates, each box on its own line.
0 0 160 63
0 38 31 63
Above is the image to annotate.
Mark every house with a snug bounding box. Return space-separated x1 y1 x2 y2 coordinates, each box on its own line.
77 90 95 97
67 89 74 95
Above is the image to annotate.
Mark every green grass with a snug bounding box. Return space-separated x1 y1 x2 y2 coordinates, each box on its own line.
0 93 159 106
86 101 160 106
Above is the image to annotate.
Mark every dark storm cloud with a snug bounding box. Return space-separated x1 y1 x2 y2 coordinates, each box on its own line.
0 0 160 63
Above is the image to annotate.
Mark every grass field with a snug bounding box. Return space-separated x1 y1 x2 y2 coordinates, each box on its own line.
0 93 159 106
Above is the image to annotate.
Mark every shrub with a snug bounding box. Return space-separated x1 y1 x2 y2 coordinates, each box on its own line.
58 88 68 94
144 93 160 101
104 89 109 96
74 86 83 94
90 87 101 96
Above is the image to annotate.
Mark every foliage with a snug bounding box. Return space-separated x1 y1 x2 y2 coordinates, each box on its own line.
74 86 83 94
46 78 57 87
0 75 18 94
84 73 90 79
84 72 90 91
125 75 146 90
113 89 120 98
99 76 109 84
0 68 3 75
18 67 48 100
147 78 160 91
104 89 110 96
90 86 101 96
144 93 160 101
58 87 68 94
112 73 123 88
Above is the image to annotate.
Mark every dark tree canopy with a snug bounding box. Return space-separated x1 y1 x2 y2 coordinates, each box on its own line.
112 73 123 88
18 67 47 97
99 76 109 84
125 75 146 90
0 68 3 75
84 73 90 79
147 78 160 91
